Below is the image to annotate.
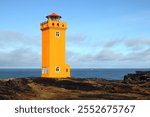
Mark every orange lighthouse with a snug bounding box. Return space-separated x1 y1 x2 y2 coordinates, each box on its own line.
40 13 70 78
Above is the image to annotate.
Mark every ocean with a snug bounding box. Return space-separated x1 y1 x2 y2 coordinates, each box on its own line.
0 68 149 80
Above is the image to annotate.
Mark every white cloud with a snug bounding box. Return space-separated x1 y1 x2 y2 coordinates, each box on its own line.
125 38 150 50
0 31 41 68
104 38 123 48
94 48 123 61
121 48 150 61
0 31 41 50
0 48 40 68
67 37 150 68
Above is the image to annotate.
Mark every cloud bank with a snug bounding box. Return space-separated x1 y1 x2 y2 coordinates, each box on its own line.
0 31 150 68
67 36 150 68
0 31 41 68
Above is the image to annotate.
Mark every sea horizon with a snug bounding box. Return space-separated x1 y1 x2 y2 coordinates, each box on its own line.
0 67 150 69
0 68 150 80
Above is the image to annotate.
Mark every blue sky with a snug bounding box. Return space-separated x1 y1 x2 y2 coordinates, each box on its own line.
0 0 150 68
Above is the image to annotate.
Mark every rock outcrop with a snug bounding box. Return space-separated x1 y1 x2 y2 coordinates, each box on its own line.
0 75 150 100
124 71 150 82
0 78 32 99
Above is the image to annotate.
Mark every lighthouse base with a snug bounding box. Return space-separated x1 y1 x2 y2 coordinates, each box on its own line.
41 64 70 78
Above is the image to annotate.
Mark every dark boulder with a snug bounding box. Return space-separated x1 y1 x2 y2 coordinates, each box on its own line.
124 71 150 82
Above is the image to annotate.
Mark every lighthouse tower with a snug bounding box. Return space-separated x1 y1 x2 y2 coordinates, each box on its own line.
40 13 70 78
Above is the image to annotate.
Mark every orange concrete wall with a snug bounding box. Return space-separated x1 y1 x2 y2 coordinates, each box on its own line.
40 20 70 78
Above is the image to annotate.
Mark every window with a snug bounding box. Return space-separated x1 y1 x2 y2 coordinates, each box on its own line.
66 69 68 72
42 67 48 74
56 32 60 37
57 23 59 26
55 66 60 72
52 23 55 26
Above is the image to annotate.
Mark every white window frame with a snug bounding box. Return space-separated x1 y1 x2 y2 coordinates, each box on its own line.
42 67 48 74
56 31 60 38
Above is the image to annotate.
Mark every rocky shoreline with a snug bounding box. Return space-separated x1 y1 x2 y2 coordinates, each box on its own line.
0 71 150 100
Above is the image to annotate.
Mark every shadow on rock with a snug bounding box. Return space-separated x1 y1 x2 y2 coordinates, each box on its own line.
33 78 101 91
